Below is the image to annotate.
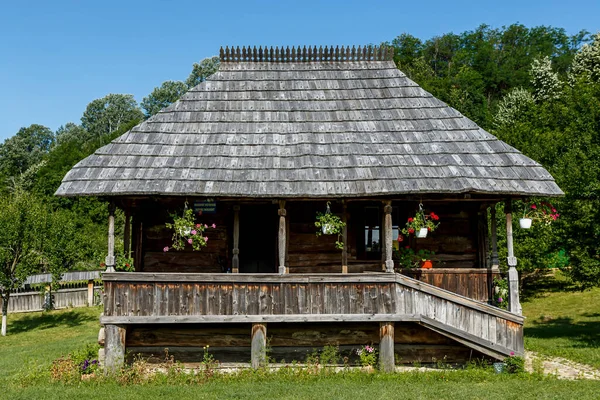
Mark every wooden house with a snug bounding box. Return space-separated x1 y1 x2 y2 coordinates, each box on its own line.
56 45 562 371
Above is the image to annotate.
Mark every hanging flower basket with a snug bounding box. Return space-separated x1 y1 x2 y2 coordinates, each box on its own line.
402 203 440 239
520 202 560 229
164 203 215 251
519 218 532 229
315 202 346 250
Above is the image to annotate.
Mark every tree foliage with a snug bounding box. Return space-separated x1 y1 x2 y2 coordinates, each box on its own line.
81 94 143 137
185 56 220 88
141 80 188 117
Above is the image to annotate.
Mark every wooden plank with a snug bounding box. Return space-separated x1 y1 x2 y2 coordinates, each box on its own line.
101 313 421 324
379 322 395 372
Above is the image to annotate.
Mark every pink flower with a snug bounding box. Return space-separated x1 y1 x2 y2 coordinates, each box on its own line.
196 224 201 228
187 238 193 244
163 246 169 252
531 204 537 209
498 297 503 302
552 208 557 213
204 224 208 228
510 351 515 356
204 236 209 242
191 230 197 235
211 223 216 228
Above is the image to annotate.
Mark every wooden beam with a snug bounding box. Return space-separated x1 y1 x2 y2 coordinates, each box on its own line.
104 324 126 374
100 313 421 325
504 200 522 315
251 323 267 368
379 322 395 372
124 206 131 259
232 205 240 273
342 201 348 274
278 200 287 274
383 201 394 273
105 202 116 272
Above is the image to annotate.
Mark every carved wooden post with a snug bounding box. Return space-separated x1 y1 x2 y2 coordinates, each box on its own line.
251 323 267 368
104 324 126 374
505 200 522 315
381 207 386 271
105 202 116 272
342 201 348 274
383 200 394 273
278 200 287 274
232 205 240 273
379 322 395 372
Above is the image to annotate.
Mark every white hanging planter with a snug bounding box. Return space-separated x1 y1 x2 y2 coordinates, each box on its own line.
322 224 334 235
415 227 428 238
519 218 532 229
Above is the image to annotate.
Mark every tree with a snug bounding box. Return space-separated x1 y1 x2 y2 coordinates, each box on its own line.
530 56 562 102
0 189 44 335
571 32 600 83
0 124 54 183
141 80 188 117
81 94 144 138
185 56 220 88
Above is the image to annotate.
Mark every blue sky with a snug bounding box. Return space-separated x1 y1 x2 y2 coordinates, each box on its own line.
1 0 598 141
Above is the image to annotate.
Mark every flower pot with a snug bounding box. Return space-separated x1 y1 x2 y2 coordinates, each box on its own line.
493 362 505 374
322 224 334 235
415 227 428 238
519 218 532 229
420 260 433 269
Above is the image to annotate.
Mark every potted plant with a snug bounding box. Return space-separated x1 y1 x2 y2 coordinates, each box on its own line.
115 255 134 272
164 203 215 251
402 204 440 239
395 247 435 269
520 202 560 229
315 202 346 250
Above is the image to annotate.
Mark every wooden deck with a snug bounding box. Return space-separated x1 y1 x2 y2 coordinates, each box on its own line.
101 272 523 361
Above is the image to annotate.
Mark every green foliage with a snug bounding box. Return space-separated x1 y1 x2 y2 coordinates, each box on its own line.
355 345 377 367
165 206 213 251
185 56 220 88
81 93 144 138
315 203 346 250
492 277 509 309
0 124 54 183
401 208 440 236
394 247 435 269
115 255 134 272
319 345 341 365
141 80 188 117
504 355 525 374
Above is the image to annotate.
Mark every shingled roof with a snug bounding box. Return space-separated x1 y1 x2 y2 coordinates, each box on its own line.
56 45 563 198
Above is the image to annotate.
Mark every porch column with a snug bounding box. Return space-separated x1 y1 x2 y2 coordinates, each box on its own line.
342 201 348 274
505 200 522 315
232 205 240 273
379 322 395 372
123 206 131 259
105 202 116 272
383 200 394 273
278 200 287 274
104 324 126 374
251 323 267 368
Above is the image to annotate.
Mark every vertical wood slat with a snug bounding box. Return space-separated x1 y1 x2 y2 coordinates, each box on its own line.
105 202 116 271
278 200 287 274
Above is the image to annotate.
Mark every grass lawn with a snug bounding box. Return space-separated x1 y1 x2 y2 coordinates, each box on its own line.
1 280 599 399
522 271 600 368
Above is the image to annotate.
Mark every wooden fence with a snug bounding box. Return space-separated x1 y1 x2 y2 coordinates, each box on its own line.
8 286 103 313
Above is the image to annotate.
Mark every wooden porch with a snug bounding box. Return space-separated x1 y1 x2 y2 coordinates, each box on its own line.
100 272 523 370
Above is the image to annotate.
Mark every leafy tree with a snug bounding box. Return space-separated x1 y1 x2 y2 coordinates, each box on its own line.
0 124 54 183
530 56 562 102
0 189 44 335
141 80 188 117
571 32 600 82
185 56 220 88
81 94 144 138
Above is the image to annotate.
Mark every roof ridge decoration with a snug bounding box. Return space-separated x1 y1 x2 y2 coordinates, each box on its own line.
219 45 394 62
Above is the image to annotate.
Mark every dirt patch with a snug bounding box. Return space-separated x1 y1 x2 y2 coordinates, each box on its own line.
525 351 600 380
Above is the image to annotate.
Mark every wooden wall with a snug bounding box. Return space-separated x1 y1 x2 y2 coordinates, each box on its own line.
125 322 485 365
135 199 230 273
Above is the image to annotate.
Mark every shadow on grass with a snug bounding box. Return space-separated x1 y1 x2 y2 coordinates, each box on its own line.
525 316 600 349
520 270 578 302
9 310 97 334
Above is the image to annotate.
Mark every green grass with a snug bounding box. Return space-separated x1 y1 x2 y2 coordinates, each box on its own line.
1 287 599 399
522 271 600 368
